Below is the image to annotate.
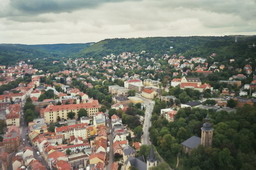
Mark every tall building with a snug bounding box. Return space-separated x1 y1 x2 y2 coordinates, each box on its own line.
201 117 214 147
147 147 157 169
42 100 99 123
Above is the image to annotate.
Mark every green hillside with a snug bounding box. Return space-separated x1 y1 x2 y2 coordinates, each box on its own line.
79 36 256 67
0 43 91 65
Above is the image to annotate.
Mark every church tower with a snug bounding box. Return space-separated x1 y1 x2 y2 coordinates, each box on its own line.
147 146 157 170
201 116 214 147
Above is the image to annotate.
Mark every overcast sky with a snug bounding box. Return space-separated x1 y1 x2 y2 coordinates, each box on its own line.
0 0 255 44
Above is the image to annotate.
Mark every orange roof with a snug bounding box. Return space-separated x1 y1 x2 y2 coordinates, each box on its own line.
111 114 119 120
143 88 154 94
29 160 46 170
111 162 119 170
127 79 141 83
56 160 72 170
43 100 99 113
133 142 141 150
89 152 106 161
180 82 198 88
172 78 181 82
55 123 88 133
6 113 19 119
48 151 66 160
95 162 105 170
95 138 107 150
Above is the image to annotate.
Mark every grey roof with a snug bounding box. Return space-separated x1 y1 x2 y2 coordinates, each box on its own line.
186 101 201 107
201 122 213 131
186 77 201 82
123 145 135 156
148 146 157 162
181 136 201 149
126 157 147 170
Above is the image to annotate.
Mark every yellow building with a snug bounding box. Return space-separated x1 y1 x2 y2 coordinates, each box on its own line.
6 113 20 127
141 88 157 99
128 97 143 104
42 100 99 123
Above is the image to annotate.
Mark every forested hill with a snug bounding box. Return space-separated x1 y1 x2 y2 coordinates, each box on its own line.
0 43 92 65
79 35 256 67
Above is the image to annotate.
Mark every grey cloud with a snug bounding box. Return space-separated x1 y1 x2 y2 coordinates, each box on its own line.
156 0 256 20
9 0 140 14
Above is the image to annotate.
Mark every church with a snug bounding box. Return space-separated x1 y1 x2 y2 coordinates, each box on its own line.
181 117 214 153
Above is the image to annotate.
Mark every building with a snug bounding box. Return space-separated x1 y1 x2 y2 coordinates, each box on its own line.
124 79 143 89
42 100 99 123
3 126 20 152
141 88 157 99
181 118 214 153
181 136 201 153
147 147 157 170
201 118 214 147
55 123 88 140
5 113 20 127
5 104 21 127
143 79 160 87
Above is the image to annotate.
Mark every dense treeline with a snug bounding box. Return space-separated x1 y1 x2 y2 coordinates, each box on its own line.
0 43 91 66
149 100 256 169
79 36 256 69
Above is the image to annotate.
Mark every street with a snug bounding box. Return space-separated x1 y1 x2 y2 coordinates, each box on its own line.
140 97 155 145
106 118 114 170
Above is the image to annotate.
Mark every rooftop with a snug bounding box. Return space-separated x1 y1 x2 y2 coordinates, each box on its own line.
181 136 201 149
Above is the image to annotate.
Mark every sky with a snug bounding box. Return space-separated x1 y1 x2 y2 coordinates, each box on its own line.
0 0 256 44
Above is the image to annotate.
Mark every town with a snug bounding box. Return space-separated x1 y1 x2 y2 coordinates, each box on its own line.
0 46 255 170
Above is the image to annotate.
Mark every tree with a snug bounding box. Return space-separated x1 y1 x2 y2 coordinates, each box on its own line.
138 145 151 160
108 109 117 117
67 112 75 119
66 149 71 155
48 123 55 132
203 100 217 106
134 125 143 141
128 90 136 96
0 120 6 134
227 99 237 108
78 109 88 120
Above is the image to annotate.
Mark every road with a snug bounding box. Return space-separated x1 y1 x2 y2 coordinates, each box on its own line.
20 107 50 169
106 118 114 170
139 96 155 145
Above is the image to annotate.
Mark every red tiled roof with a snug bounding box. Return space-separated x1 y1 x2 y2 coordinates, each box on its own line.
133 142 141 150
143 88 154 94
111 114 119 120
171 78 181 82
127 79 141 83
29 160 46 170
111 162 119 170
48 151 66 160
96 162 104 170
43 100 99 113
6 113 19 119
89 152 106 161
55 123 88 133
56 160 72 170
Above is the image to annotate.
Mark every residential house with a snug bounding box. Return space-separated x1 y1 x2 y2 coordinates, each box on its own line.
3 126 20 152
55 123 88 140
141 88 157 99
